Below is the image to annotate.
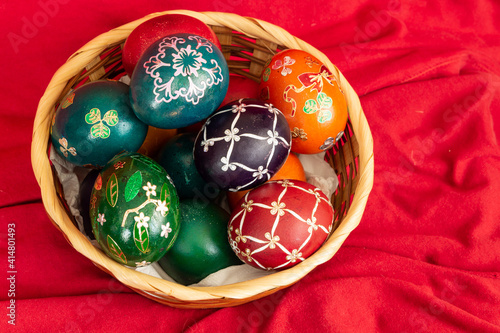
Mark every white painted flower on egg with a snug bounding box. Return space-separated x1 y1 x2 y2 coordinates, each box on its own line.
129 33 230 129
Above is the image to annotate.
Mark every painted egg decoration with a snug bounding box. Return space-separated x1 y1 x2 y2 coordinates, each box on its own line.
158 200 241 285
259 49 348 154
122 14 221 77
219 74 260 109
50 80 148 168
193 98 291 191
89 152 180 267
156 132 219 200
178 74 261 135
129 33 230 129
228 180 334 270
137 126 177 157
226 152 306 210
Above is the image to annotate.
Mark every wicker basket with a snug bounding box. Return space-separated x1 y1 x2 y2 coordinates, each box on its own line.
31 10 374 308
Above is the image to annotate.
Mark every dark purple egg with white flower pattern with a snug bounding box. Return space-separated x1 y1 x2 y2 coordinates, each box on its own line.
193 98 291 192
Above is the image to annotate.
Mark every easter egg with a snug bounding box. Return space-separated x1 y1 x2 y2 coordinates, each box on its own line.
90 152 180 267
193 98 291 191
219 74 260 108
137 126 177 157
226 152 306 210
178 74 261 135
156 132 219 200
79 169 100 239
122 14 221 76
51 80 148 168
259 49 348 154
228 180 334 270
158 200 241 285
129 33 230 129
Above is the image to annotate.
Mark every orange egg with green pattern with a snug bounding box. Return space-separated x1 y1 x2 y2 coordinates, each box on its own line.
259 49 348 154
89 152 180 267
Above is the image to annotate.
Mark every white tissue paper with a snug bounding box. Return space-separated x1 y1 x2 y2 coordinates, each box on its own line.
298 152 339 199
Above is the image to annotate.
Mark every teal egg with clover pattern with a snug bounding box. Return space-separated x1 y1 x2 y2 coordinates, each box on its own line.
129 33 230 129
50 80 148 168
89 152 181 267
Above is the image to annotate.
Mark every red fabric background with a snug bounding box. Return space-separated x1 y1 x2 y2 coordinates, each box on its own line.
1 0 500 332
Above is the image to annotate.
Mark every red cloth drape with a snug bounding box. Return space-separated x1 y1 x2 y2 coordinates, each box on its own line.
1 0 499 331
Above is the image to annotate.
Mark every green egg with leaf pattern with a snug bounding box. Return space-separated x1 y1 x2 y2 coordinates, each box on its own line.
89 152 180 267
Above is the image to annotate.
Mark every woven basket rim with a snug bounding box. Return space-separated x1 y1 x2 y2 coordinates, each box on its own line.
31 10 374 304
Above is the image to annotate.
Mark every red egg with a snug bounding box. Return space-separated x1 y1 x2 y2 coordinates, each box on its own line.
259 49 348 154
122 14 221 76
179 75 260 134
220 75 260 107
228 180 334 270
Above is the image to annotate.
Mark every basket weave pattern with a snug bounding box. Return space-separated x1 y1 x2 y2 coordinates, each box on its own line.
31 10 374 308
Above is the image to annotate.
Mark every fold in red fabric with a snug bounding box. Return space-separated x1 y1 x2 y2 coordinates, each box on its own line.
1 0 499 332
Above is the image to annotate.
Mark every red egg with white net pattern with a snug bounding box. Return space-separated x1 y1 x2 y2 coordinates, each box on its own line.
228 179 334 270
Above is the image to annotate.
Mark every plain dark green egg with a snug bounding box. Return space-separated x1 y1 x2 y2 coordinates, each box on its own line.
156 132 219 199
158 200 241 285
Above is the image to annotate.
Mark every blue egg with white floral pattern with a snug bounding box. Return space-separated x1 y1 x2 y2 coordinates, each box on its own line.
193 98 292 192
50 80 148 168
129 33 230 129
